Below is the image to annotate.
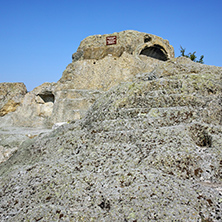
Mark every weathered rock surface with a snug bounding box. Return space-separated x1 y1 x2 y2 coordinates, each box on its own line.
0 127 52 164
0 82 54 163
0 31 175 128
72 30 174 61
0 55 221 221
8 82 56 128
53 53 160 124
0 82 27 116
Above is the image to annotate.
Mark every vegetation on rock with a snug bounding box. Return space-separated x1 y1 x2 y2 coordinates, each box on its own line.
180 46 204 64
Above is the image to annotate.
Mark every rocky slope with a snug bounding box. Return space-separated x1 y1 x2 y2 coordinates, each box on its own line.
0 127 52 164
0 56 221 221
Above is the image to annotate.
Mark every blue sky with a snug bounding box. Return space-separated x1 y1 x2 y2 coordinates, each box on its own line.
0 0 221 91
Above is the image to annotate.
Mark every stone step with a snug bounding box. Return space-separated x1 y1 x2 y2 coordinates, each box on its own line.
90 141 152 164
90 106 196 132
69 109 87 121
52 108 87 123
137 78 183 90
89 93 211 123
137 75 221 96
55 89 102 100
122 79 183 96
116 93 211 109
139 89 181 98
62 98 92 110
85 107 151 122
162 74 222 95
88 125 187 146
51 99 91 122
107 107 151 120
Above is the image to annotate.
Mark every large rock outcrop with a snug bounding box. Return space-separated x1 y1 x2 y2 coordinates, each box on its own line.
0 55 221 221
0 31 175 128
0 82 27 117
72 30 174 61
9 82 55 127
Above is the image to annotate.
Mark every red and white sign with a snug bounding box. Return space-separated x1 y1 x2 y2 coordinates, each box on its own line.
106 36 117 45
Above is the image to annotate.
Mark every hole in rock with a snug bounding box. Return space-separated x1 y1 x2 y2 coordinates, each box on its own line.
140 44 168 61
189 124 212 147
144 35 152 43
98 199 111 211
38 92 55 103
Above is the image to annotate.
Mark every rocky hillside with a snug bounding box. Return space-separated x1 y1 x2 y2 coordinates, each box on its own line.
0 55 221 221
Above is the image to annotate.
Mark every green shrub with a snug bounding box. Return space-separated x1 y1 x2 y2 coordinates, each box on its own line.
180 46 204 64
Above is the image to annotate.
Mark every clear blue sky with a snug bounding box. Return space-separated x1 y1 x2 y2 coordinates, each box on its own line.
0 0 221 91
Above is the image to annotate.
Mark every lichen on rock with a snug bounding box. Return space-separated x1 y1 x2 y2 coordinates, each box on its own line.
0 31 222 221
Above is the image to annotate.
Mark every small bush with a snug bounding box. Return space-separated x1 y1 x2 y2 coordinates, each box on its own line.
180 46 204 64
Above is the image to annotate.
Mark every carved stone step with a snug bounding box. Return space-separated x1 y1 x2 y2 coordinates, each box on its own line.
90 106 196 132
115 93 212 109
55 89 102 100
88 125 187 145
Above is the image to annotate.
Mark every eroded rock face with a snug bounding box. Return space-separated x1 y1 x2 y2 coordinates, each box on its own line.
52 54 163 124
5 82 56 128
2 31 174 127
72 30 174 61
0 82 54 163
0 56 221 221
0 82 27 116
52 31 174 124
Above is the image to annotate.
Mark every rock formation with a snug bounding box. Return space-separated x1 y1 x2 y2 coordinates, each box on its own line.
0 82 27 117
0 30 175 128
0 83 54 164
72 30 174 61
0 31 222 221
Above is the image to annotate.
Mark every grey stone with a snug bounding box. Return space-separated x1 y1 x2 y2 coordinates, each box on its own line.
0 31 221 221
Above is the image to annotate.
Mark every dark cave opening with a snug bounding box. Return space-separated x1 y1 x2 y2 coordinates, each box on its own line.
38 92 55 103
140 44 168 61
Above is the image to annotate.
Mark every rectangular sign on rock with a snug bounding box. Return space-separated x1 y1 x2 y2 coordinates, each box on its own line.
106 36 117 45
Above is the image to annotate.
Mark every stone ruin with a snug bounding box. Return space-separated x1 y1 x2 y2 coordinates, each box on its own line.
0 30 175 128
